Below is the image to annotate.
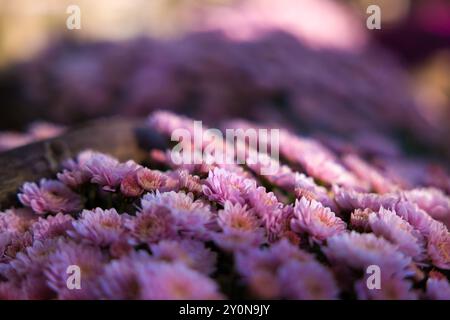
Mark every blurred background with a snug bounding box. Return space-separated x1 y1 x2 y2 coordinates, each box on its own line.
0 0 449 165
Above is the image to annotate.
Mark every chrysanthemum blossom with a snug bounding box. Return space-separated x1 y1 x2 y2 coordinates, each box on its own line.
137 262 223 300
18 179 83 214
350 208 371 232
404 188 450 227
0 208 36 234
323 232 412 276
136 168 167 192
126 204 176 244
203 167 256 205
45 240 105 299
150 239 217 275
333 186 398 212
368 207 425 261
218 201 260 232
291 197 346 243
120 172 143 197
235 240 314 298
426 222 450 270
10 238 59 277
97 251 154 300
31 212 74 241
83 152 139 192
278 260 339 300
68 208 126 246
141 191 213 239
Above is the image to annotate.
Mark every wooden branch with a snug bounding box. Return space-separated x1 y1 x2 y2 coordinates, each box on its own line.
0 117 167 209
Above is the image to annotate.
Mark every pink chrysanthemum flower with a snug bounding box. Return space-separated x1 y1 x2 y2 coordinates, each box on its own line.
97 251 154 299
10 238 59 277
150 239 217 275
138 262 223 300
323 232 412 276
18 179 83 214
203 167 257 206
394 201 443 239
246 186 290 240
141 191 213 239
0 231 33 262
425 277 450 300
279 131 360 188
136 167 167 192
355 274 417 300
426 222 450 270
333 186 399 212
235 240 313 298
83 152 139 192
278 260 339 300
68 208 126 246
31 212 74 241
404 188 450 228
350 208 371 232
45 240 106 299
291 197 346 243
169 170 203 194
57 152 93 189
218 201 261 232
368 207 425 261
0 208 36 233
126 204 176 244
120 172 143 197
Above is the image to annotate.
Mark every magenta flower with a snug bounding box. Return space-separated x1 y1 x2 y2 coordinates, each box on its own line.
278 260 339 300
83 152 139 192
350 208 371 232
0 231 33 262
235 240 314 298
45 240 106 299
291 197 346 243
136 167 167 192
31 212 74 241
10 238 59 277
404 188 450 227
169 169 203 194
67 208 126 246
18 179 83 214
150 239 217 275
137 262 223 300
368 207 425 261
333 186 399 212
120 172 144 197
203 167 256 205
141 191 213 239
126 204 176 244
56 150 95 188
426 221 450 270
0 208 36 234
218 201 261 232
97 251 154 299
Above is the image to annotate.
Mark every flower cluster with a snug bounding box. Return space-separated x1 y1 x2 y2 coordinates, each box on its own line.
0 111 449 300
